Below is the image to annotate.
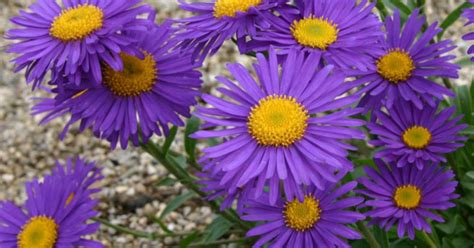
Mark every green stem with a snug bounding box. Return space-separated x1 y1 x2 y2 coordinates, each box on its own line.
93 217 156 240
168 149 201 170
422 231 438 248
141 140 252 231
188 238 247 247
94 217 244 240
428 222 442 247
356 222 381 248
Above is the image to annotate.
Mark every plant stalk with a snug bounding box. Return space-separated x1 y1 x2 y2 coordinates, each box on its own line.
93 217 157 240
188 238 247 247
356 222 381 248
141 140 252 231
422 231 439 248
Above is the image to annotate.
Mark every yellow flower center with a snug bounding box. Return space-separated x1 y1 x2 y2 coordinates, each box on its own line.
213 0 262 18
248 95 309 147
291 16 339 50
103 52 157 97
50 4 104 42
377 49 415 83
284 195 321 232
18 216 58 248
402 125 432 149
393 185 422 209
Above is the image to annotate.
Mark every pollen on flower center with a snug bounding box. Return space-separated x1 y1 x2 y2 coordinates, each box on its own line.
394 185 422 209
103 52 157 97
291 16 339 50
402 125 432 149
213 0 262 18
377 49 415 83
18 216 58 248
284 195 321 232
248 95 309 147
50 4 104 41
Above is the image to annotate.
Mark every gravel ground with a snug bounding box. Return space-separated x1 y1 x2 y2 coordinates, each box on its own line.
0 1 472 247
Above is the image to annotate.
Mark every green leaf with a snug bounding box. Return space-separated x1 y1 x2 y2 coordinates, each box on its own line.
459 192 474 209
451 237 474 247
416 0 425 7
468 216 474 228
436 215 466 234
206 138 219 147
149 215 173 234
461 126 474 136
163 126 178 157
160 191 196 219
373 226 389 248
390 238 416 248
350 240 370 248
373 0 389 19
156 177 177 187
202 216 234 243
470 80 474 106
460 178 474 190
184 117 200 164
466 171 474 180
388 0 411 15
170 154 188 169
179 231 201 248
441 237 454 248
438 2 474 39
454 85 473 124
456 57 474 66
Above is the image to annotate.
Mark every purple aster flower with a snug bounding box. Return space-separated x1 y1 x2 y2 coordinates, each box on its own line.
0 157 103 247
242 0 384 71
192 48 365 204
463 0 474 61
243 181 365 247
177 0 282 63
356 10 460 111
7 0 153 88
32 23 203 149
358 159 459 240
368 100 467 170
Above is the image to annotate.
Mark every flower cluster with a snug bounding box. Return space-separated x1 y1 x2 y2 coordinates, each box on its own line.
180 1 467 246
7 0 154 88
5 0 472 246
8 1 203 149
0 158 103 247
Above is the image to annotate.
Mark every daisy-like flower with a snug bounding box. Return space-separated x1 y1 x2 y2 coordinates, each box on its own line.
32 23 202 149
368 101 467 169
0 157 103 247
177 0 281 63
243 181 364 247
7 0 153 88
192 49 365 203
463 0 474 61
356 10 459 111
242 0 383 71
358 159 459 239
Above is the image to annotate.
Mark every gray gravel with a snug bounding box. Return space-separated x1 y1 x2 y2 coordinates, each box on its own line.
0 0 472 247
